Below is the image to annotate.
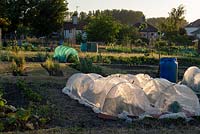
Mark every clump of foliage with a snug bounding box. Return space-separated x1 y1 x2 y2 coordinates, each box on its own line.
41 57 63 76
36 52 47 62
10 46 26 76
0 87 45 132
168 101 182 113
16 80 42 102
85 14 121 43
0 51 13 61
87 55 158 65
106 45 132 53
22 43 35 51
70 58 103 75
67 54 79 63
134 39 147 46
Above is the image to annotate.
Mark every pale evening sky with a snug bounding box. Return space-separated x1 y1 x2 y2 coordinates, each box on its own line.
68 0 200 23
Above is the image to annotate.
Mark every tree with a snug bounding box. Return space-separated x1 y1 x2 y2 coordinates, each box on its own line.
102 9 144 25
78 9 145 25
147 17 167 30
168 4 187 30
1 0 68 37
117 25 140 45
159 5 190 45
79 12 87 22
0 18 10 28
160 5 187 33
30 0 68 36
85 15 121 43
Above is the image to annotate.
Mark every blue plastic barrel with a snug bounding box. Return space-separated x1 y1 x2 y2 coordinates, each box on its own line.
160 57 178 83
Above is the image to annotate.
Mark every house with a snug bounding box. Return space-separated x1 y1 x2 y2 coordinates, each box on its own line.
63 13 85 44
134 22 158 40
191 29 200 39
185 19 200 39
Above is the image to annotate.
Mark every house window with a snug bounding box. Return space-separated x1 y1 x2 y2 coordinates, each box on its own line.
151 33 154 36
69 29 72 33
143 34 146 37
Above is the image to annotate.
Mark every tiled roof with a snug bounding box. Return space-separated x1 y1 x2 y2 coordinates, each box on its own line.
134 22 158 32
186 19 200 27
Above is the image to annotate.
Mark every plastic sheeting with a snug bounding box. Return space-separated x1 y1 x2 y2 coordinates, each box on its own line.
53 45 79 62
63 73 200 119
182 66 200 93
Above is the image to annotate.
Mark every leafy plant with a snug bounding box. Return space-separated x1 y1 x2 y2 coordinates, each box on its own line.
168 101 182 113
10 52 26 76
36 52 47 62
41 57 63 76
70 58 103 75
16 80 42 102
16 108 31 121
106 45 132 53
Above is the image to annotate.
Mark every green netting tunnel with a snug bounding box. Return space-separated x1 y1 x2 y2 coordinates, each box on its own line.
53 45 79 63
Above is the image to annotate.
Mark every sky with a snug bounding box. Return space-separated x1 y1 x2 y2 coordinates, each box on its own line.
68 0 200 23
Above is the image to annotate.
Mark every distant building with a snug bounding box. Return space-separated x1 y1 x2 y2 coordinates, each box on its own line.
63 13 85 44
185 19 200 39
134 22 158 40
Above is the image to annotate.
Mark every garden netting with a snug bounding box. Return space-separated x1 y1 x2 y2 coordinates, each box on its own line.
182 66 200 93
63 73 200 120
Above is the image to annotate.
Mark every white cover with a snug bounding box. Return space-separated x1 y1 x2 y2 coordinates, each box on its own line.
63 73 200 119
63 73 159 118
182 66 200 93
143 78 174 104
144 78 200 115
155 84 200 115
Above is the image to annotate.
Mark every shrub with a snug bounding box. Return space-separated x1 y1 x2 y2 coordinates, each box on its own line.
10 52 26 76
106 45 132 53
134 39 147 46
41 57 63 76
16 80 42 102
70 58 103 75
0 97 45 132
154 40 168 48
0 51 12 61
36 52 47 62
67 55 79 63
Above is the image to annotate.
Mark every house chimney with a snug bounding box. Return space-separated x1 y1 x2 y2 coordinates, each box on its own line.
72 12 78 25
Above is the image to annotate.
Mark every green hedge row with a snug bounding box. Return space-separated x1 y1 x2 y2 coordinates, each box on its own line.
85 55 200 67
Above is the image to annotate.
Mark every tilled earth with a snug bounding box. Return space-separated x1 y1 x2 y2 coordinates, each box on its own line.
1 64 200 133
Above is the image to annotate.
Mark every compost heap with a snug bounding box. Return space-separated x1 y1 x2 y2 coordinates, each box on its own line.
63 73 200 120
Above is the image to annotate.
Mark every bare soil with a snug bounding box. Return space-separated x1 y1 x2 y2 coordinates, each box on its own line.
1 63 200 134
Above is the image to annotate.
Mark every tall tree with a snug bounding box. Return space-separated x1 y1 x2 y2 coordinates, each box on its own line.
160 5 187 33
168 4 187 30
1 0 68 36
102 9 144 25
159 5 190 45
117 24 140 45
147 17 167 30
30 0 68 36
85 15 121 43
79 9 145 25
79 12 87 22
